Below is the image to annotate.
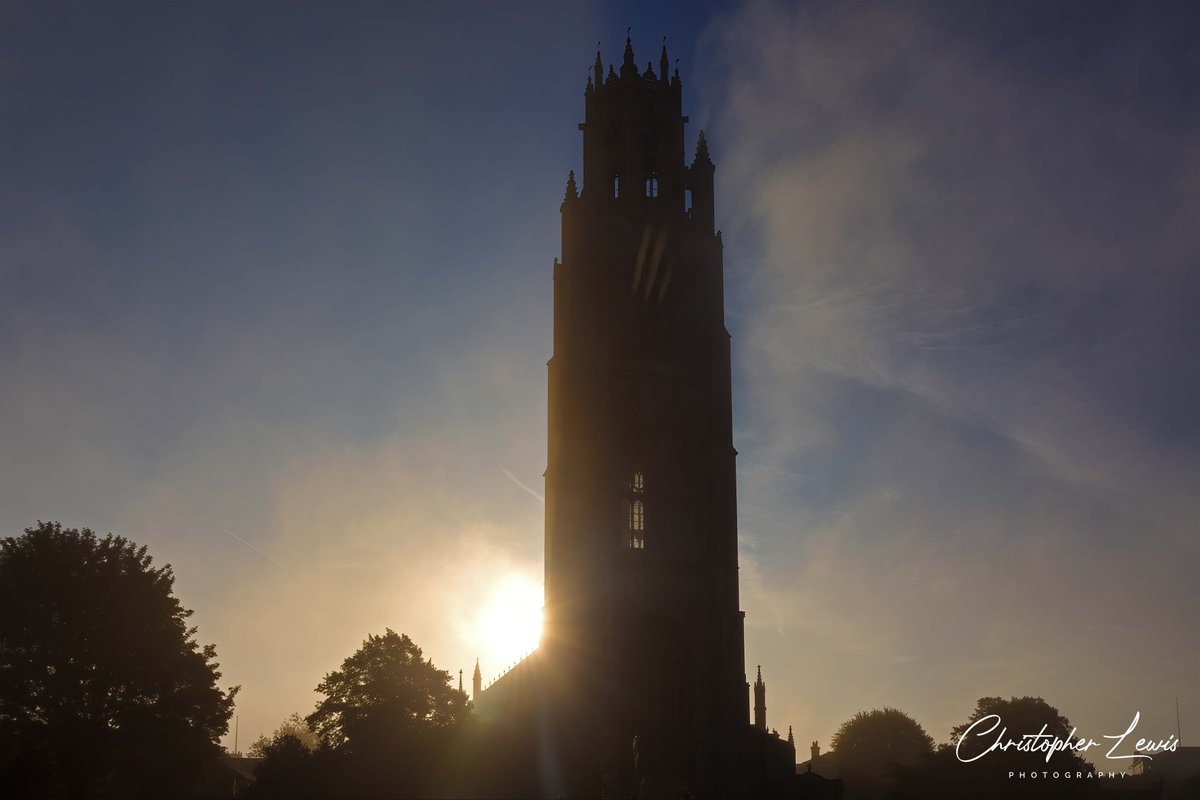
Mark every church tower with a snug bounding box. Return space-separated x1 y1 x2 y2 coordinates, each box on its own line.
473 35 795 800
542 34 752 797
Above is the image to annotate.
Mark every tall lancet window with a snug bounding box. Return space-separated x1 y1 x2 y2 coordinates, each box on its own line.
645 175 659 198
629 471 646 549
613 175 621 198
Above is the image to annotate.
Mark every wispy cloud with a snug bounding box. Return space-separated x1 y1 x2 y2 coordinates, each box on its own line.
713 0 1200 745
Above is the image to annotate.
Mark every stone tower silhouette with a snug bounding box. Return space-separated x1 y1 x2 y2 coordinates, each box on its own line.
474 35 794 800
543 33 751 798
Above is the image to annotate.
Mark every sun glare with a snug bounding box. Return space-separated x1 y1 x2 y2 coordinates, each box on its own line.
476 574 543 674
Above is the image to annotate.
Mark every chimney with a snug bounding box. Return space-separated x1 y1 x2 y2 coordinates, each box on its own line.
811 741 820 762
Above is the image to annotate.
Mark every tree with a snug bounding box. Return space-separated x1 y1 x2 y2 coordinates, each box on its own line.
251 630 471 799
244 734 331 800
248 712 319 757
950 696 1076 761
0 522 237 799
891 697 1099 800
829 707 934 798
306 629 468 751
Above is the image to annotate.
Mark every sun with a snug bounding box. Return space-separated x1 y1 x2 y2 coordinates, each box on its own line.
476 573 543 674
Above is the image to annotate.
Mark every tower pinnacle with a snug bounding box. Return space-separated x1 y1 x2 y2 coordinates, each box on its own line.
753 665 767 730
564 170 577 202
694 129 713 166
621 28 637 78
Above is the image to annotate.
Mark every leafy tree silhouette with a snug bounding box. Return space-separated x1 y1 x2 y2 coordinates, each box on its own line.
251 629 472 799
950 695 1076 760
248 712 318 757
891 696 1101 800
244 733 329 800
0 521 237 799
306 629 469 750
829 707 933 798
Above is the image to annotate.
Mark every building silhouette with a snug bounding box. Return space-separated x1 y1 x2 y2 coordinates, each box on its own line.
472 36 795 799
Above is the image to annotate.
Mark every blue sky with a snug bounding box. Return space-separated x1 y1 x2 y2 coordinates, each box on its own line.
3 1 1197 758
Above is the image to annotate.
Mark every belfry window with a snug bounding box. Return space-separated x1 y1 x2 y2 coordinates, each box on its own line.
629 471 646 549
645 175 659 198
629 500 645 549
613 175 621 198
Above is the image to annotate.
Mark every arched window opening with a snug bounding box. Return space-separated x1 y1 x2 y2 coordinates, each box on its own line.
630 499 645 549
684 188 693 214
645 175 659 198
613 175 621 198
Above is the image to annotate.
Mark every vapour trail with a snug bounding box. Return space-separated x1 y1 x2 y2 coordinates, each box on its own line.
500 466 545 504
222 529 286 568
